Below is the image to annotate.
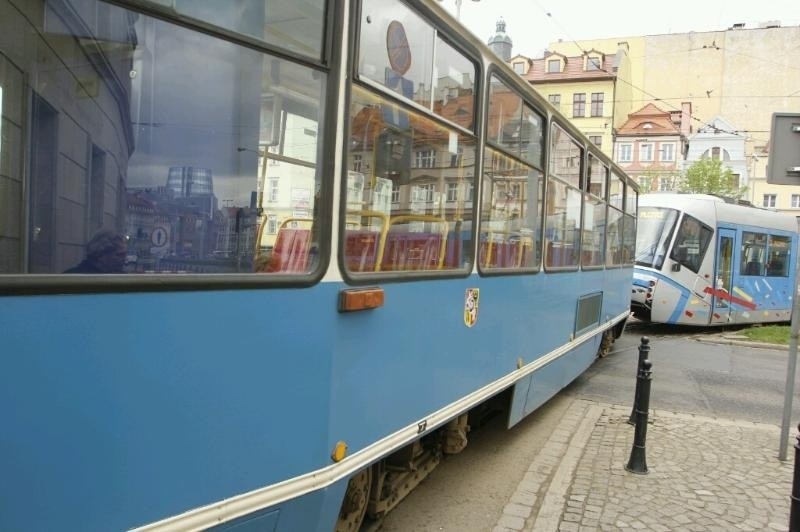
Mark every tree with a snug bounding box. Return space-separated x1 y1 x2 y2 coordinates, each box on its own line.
678 158 747 198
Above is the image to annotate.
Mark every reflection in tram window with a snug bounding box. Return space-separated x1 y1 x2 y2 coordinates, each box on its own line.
0 1 325 275
345 87 476 273
671 215 712 273
740 231 767 276
767 235 791 277
479 148 543 270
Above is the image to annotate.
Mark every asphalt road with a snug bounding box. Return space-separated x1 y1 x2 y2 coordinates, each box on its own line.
376 320 800 531
577 319 800 425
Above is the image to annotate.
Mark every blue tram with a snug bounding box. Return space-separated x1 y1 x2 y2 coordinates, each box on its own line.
0 0 637 530
632 193 798 326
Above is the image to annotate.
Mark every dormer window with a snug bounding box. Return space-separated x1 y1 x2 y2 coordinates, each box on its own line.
513 61 525 74
586 56 602 71
547 59 561 73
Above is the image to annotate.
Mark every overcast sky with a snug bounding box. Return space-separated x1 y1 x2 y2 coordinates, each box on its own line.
439 0 800 58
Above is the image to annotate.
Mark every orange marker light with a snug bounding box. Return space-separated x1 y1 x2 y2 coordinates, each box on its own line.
339 288 385 312
331 441 348 462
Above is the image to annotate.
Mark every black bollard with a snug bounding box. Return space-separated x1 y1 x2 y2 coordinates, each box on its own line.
626 358 652 475
791 423 800 532
629 336 651 425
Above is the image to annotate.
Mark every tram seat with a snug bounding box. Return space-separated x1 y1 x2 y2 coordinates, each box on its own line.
381 232 444 271
273 224 313 273
344 231 381 272
744 261 764 276
480 234 533 268
545 241 577 268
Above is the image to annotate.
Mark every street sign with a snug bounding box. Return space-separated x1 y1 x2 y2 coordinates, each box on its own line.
767 112 800 185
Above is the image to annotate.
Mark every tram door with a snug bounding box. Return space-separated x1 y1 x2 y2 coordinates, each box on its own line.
710 228 735 325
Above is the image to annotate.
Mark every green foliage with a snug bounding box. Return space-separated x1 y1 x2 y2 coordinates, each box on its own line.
677 158 747 199
740 325 790 345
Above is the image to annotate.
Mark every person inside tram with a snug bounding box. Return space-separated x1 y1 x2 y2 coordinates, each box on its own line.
64 230 128 274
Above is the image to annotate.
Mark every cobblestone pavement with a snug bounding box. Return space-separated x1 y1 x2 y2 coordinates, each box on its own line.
493 399 794 532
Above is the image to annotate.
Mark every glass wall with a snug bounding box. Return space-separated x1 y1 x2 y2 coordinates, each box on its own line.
345 0 478 274
0 0 326 275
480 76 544 272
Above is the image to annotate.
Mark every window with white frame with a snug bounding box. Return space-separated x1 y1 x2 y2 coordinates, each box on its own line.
572 93 585 117
548 94 561 106
268 178 279 202
352 154 363 172
547 59 560 73
415 149 436 168
590 92 603 117
763 194 776 208
618 143 632 163
465 182 474 202
659 176 676 191
391 183 400 203
702 146 730 161
450 147 463 167
640 143 653 161
267 214 278 234
660 143 675 161
513 62 525 74
414 183 435 202
586 56 602 71
589 135 602 148
446 182 458 202
793 194 800 208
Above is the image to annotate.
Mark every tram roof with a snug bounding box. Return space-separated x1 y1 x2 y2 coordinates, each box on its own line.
639 193 799 232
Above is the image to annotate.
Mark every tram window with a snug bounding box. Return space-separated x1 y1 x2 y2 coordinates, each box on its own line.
740 232 767 276
608 174 623 209
345 86 476 273
549 124 582 188
621 184 637 265
622 213 637 264
767 235 791 277
605 207 623 267
141 0 326 60
624 181 637 215
359 0 476 129
2 1 325 276
545 178 581 269
635 207 678 270
587 155 607 198
581 194 605 268
520 104 545 169
487 78 526 160
433 37 476 128
479 148 543 271
670 215 712 273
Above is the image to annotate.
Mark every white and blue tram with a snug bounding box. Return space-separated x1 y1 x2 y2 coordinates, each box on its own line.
632 193 798 326
0 0 637 530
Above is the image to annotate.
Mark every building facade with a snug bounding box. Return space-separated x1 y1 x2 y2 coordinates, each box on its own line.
512 43 632 158
541 24 800 212
684 116 749 189
614 103 691 193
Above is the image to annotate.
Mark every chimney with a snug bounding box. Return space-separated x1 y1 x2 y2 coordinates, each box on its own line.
680 102 692 136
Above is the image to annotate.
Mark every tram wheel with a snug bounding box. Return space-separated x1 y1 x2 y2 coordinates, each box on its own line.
597 329 614 358
335 466 372 532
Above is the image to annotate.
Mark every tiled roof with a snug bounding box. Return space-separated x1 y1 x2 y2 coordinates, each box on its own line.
616 103 681 136
523 52 617 83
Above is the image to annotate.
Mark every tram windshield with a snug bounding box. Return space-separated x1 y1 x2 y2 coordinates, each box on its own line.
635 206 678 269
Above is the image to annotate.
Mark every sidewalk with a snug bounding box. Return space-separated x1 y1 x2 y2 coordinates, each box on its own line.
493 399 794 532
